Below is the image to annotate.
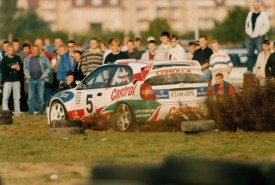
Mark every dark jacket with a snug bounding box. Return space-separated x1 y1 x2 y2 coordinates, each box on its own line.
265 52 275 78
1 55 23 82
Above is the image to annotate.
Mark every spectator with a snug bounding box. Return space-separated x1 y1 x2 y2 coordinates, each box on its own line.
1 45 23 116
272 41 275 52
1 40 10 58
57 40 77 84
158 31 171 60
141 40 165 60
24 45 52 115
30 38 51 61
102 38 113 62
74 50 85 84
265 51 275 80
52 45 67 93
192 35 213 81
21 43 31 55
186 42 196 60
125 39 143 60
58 70 76 91
104 39 128 64
245 0 270 72
209 40 233 85
134 37 144 53
13 39 28 111
121 35 130 52
255 40 271 86
167 34 186 61
53 38 63 56
81 37 103 76
44 38 53 55
213 73 236 97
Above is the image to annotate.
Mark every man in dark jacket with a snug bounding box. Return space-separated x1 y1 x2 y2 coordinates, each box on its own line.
1 45 23 116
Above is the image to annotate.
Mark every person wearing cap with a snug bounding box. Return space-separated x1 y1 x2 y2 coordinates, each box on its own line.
245 0 270 72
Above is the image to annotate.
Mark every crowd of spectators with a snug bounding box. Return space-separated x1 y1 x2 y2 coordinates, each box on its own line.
0 1 274 116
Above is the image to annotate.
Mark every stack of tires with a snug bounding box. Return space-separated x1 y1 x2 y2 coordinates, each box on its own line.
181 120 219 135
49 120 85 135
0 110 13 125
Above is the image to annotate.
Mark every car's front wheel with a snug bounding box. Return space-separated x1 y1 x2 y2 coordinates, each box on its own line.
112 103 135 132
49 100 68 125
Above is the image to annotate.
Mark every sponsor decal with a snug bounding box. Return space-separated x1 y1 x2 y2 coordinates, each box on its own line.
156 68 191 75
197 87 208 97
111 84 137 101
56 91 74 103
75 92 82 105
168 105 202 116
154 89 169 99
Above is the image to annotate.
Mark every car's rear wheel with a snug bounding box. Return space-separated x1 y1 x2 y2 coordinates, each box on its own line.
112 103 135 132
49 100 68 125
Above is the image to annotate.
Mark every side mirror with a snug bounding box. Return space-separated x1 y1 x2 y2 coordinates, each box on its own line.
76 83 83 90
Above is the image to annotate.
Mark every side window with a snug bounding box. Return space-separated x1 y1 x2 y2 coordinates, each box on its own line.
110 66 132 86
82 66 115 89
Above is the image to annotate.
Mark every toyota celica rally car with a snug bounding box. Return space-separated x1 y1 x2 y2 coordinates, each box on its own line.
48 60 211 131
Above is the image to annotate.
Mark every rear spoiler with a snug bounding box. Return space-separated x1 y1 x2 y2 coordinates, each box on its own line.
115 59 201 68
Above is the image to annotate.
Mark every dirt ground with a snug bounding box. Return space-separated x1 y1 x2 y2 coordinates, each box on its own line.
0 162 91 185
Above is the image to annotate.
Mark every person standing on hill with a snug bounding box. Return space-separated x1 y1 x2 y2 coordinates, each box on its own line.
255 40 271 86
245 0 270 72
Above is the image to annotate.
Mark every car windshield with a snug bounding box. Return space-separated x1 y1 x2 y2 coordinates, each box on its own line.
145 73 207 86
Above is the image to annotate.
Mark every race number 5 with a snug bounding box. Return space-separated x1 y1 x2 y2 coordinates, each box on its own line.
86 94 93 113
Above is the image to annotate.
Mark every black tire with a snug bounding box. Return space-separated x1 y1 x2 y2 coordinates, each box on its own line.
184 129 221 135
49 100 68 125
111 103 135 132
0 117 13 125
49 127 85 135
181 120 215 132
51 119 83 128
0 110 13 118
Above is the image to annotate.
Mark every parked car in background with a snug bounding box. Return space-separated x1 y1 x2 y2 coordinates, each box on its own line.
48 60 211 131
225 48 257 89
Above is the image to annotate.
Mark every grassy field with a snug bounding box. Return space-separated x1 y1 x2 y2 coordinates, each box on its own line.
0 114 275 185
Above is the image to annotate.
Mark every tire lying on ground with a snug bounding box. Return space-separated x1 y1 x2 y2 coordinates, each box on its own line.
181 120 215 132
0 110 13 118
0 117 13 125
0 110 13 125
49 120 84 135
50 119 83 128
184 129 221 135
49 127 85 135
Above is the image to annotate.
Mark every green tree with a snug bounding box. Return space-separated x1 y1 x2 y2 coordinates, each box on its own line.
0 0 18 38
141 18 174 44
212 6 249 44
0 0 52 42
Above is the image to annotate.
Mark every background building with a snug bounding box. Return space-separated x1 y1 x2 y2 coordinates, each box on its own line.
17 0 275 36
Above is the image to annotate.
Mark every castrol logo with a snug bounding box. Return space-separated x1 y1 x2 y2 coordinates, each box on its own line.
111 84 137 101
168 105 202 116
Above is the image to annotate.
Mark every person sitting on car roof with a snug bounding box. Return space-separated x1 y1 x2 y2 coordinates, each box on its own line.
213 73 236 97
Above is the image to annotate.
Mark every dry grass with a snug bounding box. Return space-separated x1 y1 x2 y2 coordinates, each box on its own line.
1 112 275 185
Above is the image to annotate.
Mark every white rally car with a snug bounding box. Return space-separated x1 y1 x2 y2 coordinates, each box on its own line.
48 60 210 131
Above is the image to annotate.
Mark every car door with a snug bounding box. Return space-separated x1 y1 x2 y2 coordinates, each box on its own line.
75 65 116 120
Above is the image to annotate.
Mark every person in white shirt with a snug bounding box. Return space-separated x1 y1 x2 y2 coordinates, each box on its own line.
255 40 271 86
209 40 233 85
158 31 171 60
245 0 270 72
168 34 186 61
